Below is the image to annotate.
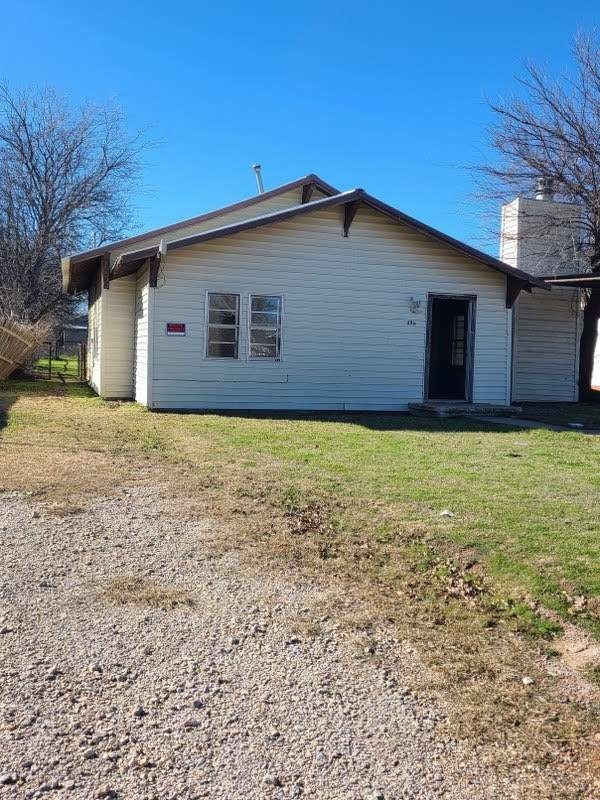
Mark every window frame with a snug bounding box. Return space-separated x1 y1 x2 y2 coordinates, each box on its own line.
204 291 241 360
247 293 284 361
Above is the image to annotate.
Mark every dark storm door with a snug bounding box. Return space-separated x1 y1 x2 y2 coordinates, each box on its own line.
426 296 475 401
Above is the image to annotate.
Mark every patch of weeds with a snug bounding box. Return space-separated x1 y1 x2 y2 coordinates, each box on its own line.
42 502 84 517
437 557 485 601
103 576 194 609
279 485 306 512
581 616 600 639
280 495 345 561
407 540 438 573
138 429 165 453
586 664 600 687
486 597 563 639
317 540 338 560
287 617 323 639
285 502 331 535
545 647 561 658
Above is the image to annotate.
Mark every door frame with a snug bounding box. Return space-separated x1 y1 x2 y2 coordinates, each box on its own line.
423 293 477 403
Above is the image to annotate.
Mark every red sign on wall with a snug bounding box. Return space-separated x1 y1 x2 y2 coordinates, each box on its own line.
166 322 186 336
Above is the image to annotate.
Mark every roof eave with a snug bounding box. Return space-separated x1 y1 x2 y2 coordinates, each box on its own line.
544 273 600 288
64 181 548 296
65 173 339 264
118 188 547 293
358 192 549 290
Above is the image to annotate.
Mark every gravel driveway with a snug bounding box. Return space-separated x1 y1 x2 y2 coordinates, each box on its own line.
0 486 545 799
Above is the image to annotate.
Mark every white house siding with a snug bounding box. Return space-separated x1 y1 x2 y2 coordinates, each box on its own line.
100 274 136 398
148 205 511 410
87 271 102 394
108 188 315 263
87 188 325 400
594 322 600 390
134 267 150 404
512 287 581 402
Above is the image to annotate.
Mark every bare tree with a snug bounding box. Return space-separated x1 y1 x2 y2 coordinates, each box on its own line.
0 84 146 326
478 32 600 399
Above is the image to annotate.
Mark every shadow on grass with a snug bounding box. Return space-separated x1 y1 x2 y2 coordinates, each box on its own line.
0 375 95 432
156 407 527 434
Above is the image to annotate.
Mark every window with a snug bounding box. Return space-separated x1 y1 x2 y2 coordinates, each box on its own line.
206 293 239 358
249 295 282 359
451 313 465 367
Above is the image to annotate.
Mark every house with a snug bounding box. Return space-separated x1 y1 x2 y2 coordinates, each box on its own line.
55 314 88 354
61 173 584 411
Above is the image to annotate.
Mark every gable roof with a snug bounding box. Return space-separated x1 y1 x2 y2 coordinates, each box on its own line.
109 188 548 292
63 176 548 296
62 173 338 293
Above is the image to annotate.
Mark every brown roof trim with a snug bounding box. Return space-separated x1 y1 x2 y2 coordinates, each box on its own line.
67 179 548 295
111 246 161 281
357 192 549 288
124 188 546 290
61 254 101 294
69 173 338 265
164 190 359 252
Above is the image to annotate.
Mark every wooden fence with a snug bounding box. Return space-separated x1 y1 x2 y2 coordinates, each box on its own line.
0 318 49 379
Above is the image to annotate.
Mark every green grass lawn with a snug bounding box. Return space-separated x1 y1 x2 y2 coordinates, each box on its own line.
34 353 80 379
1 378 599 641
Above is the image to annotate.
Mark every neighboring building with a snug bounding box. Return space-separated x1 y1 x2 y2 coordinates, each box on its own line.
55 315 88 354
62 173 585 410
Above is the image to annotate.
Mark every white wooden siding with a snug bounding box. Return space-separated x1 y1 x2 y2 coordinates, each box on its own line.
88 187 317 400
100 275 136 398
512 287 581 402
109 188 310 262
87 271 102 393
593 321 600 389
134 267 150 404
149 206 511 410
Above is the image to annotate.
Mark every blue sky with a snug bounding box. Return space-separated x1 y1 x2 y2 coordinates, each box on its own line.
3 1 599 251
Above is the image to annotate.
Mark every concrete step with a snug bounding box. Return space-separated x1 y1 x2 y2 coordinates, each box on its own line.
408 402 522 418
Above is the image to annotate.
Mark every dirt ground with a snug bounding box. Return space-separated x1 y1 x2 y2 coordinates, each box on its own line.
0 479 595 800
0 387 598 798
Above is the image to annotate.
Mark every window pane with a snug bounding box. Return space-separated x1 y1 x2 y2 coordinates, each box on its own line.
209 293 238 311
251 295 281 314
250 343 278 359
207 341 237 358
206 293 239 358
249 295 282 359
208 325 237 343
209 308 237 325
250 328 278 346
451 314 466 367
251 311 280 326
451 343 464 367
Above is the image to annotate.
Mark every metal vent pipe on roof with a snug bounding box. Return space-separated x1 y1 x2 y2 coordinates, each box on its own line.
535 176 554 201
252 163 265 194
